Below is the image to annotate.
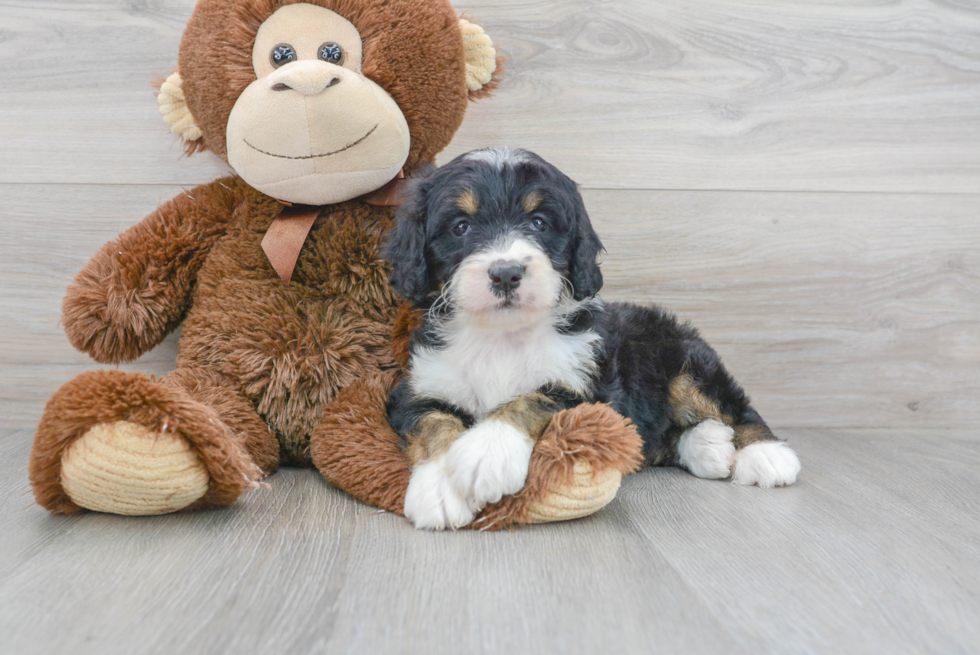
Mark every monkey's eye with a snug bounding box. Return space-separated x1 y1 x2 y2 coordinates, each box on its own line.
318 42 346 66
452 220 471 236
530 217 548 232
271 44 297 68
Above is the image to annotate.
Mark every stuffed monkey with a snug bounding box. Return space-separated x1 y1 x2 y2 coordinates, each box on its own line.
28 0 643 529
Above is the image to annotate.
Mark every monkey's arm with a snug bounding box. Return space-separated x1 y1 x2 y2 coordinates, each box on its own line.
62 177 242 364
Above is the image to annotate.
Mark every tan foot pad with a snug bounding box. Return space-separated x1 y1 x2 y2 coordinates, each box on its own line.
526 462 623 524
61 421 209 516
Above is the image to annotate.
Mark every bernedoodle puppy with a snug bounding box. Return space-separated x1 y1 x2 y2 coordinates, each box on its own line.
385 148 801 530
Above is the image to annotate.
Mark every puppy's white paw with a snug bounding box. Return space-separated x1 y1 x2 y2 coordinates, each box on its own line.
731 441 801 488
404 458 475 530
445 420 534 509
677 419 736 479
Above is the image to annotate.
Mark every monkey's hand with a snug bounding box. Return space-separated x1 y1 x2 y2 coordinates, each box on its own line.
63 178 241 364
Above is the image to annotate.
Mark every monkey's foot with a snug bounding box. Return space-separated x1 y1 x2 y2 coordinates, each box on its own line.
526 461 622 523
31 370 262 515
61 421 210 515
471 403 644 531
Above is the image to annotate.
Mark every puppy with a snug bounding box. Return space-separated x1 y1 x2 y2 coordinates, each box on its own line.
385 147 801 530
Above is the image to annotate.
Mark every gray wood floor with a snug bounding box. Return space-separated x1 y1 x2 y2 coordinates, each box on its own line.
1 0 979 653
2 427 978 655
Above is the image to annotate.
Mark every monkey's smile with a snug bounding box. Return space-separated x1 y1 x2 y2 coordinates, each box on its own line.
245 124 378 160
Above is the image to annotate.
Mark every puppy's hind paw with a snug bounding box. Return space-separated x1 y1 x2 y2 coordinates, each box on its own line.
676 418 736 480
731 441 801 488
404 459 475 530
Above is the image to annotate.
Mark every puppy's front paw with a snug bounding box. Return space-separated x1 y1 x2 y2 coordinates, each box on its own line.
404 459 475 530
445 420 534 509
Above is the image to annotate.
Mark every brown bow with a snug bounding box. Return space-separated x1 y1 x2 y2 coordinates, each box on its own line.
261 171 409 284
360 169 408 207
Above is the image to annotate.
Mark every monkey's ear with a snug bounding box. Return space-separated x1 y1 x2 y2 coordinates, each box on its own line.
157 71 204 154
459 19 503 99
385 173 434 306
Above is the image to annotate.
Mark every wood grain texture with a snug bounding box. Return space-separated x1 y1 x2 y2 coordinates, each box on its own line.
589 188 980 429
3 184 977 429
1 427 978 655
1 0 978 191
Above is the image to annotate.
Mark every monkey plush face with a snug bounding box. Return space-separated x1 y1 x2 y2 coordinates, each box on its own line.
160 0 500 206
226 4 410 204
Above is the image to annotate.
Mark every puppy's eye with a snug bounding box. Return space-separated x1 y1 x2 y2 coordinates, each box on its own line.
271 44 297 68
452 221 471 236
530 217 548 232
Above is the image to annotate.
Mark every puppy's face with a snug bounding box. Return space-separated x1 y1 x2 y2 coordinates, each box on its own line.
386 148 604 330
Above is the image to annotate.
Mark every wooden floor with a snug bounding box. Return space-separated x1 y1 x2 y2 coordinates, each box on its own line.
1 1 979 653
2 427 979 654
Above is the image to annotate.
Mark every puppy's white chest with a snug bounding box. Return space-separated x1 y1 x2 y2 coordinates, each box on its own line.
409 325 599 417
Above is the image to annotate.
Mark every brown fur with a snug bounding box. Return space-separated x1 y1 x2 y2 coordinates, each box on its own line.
404 413 467 464
455 189 480 215
162 367 281 476
57 172 403 466
62 178 243 365
487 392 558 442
669 374 780 453
668 373 731 427
310 370 410 513
176 183 403 463
391 303 424 370
521 190 543 213
733 422 777 449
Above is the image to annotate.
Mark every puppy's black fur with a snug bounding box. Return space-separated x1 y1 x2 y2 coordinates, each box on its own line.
386 148 782 469
387 154 603 306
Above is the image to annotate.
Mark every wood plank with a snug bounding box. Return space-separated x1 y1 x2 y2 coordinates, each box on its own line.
589 188 980 430
0 428 742 655
0 183 185 427
2 183 977 429
1 1 978 192
617 428 980 654
0 0 229 186
2 428 978 654
0 428 372 655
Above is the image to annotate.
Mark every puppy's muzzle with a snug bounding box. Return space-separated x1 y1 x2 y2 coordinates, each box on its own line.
489 261 524 296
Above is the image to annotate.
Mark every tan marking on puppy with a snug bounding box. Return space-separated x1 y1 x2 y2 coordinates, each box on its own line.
405 412 467 465
456 189 479 215
522 190 543 213
669 374 730 427
487 392 561 442
733 423 776 449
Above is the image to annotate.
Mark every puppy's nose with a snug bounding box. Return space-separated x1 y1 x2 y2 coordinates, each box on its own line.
489 262 524 294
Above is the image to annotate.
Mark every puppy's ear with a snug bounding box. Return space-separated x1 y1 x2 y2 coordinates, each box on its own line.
568 191 604 301
385 170 434 305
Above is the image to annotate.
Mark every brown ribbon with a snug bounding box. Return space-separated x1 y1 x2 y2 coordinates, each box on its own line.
261 205 321 284
261 170 409 284
361 169 408 207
